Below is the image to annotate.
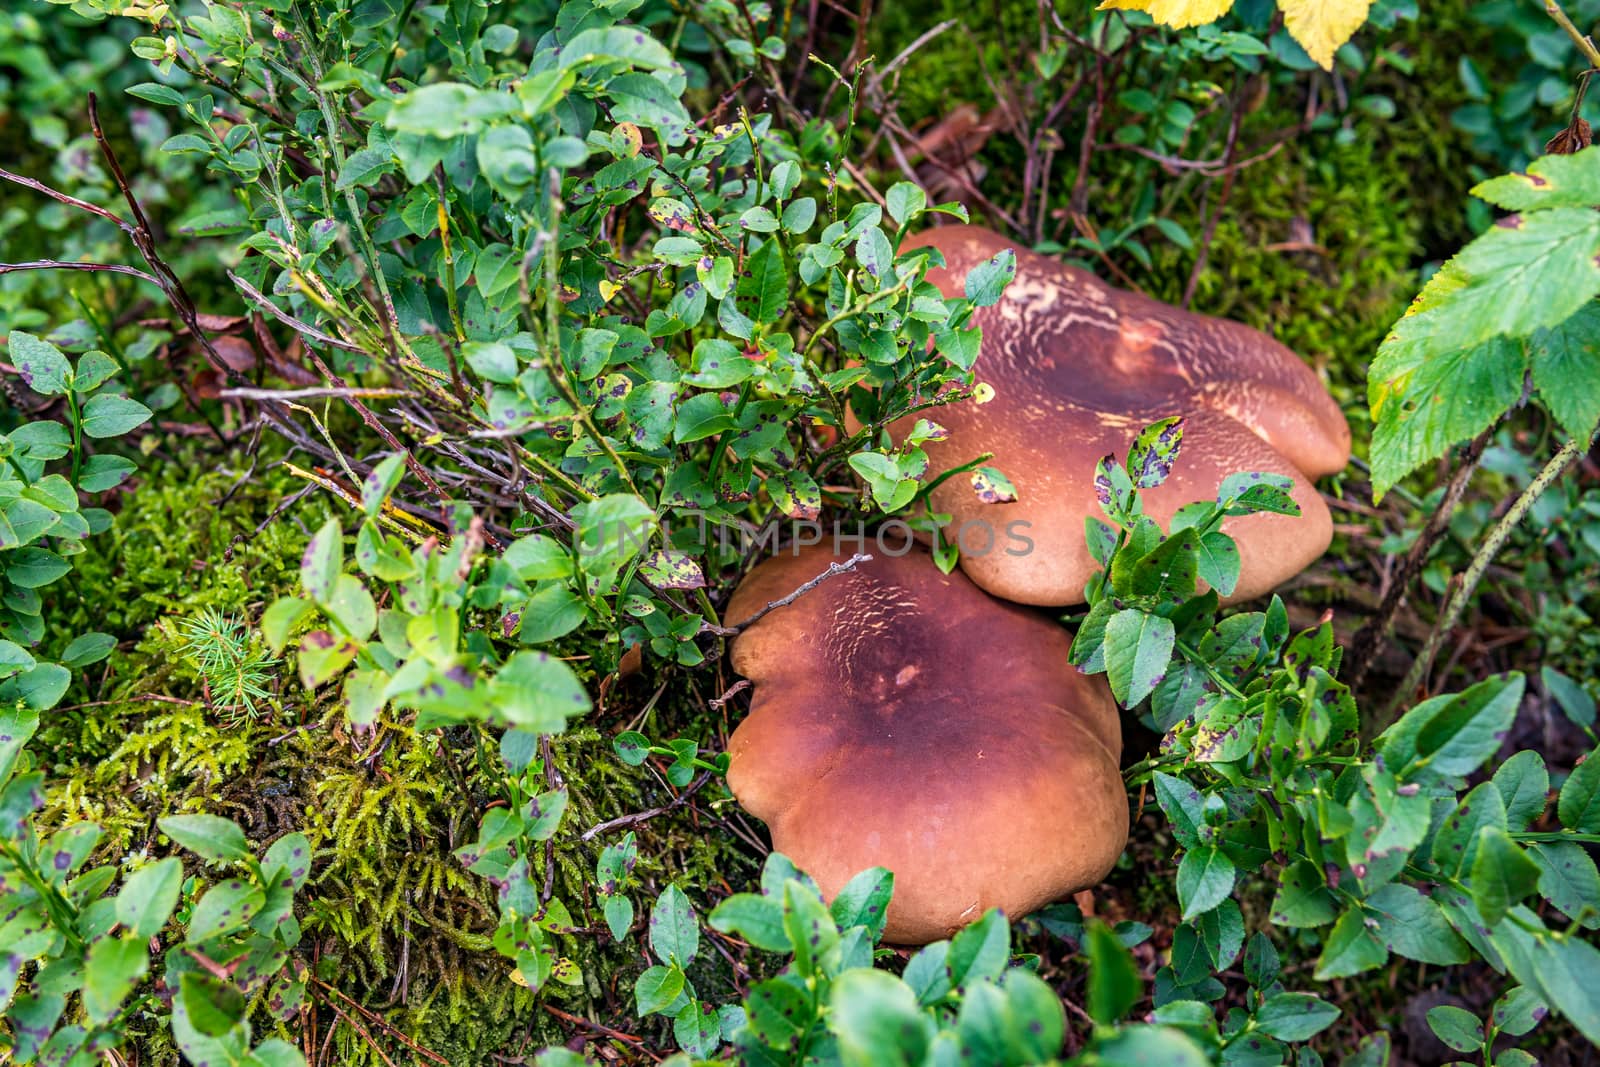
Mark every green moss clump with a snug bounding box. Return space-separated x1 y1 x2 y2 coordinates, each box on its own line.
35 443 757 1064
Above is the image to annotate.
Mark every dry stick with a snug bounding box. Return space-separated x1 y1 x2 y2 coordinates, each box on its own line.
0 166 129 228
86 94 235 384
1380 430 1596 725
220 386 412 401
1540 0 1600 67
1345 426 1494 690
540 1004 653 1050
0 260 161 286
579 770 716 842
1182 92 1245 309
229 271 370 355
312 979 449 1066
706 551 873 636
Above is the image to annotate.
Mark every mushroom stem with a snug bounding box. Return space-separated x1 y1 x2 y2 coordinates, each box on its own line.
1381 429 1596 725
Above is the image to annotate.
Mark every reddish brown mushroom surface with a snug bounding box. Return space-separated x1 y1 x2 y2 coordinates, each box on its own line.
895 224 1351 606
726 545 1126 944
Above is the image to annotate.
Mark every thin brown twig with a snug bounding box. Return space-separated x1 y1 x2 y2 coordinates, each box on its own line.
228 271 370 355
0 166 131 230
1345 427 1494 690
219 386 412 401
0 260 162 285
706 552 873 636
579 770 716 842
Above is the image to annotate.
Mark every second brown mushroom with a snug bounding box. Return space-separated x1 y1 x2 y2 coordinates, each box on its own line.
893 224 1352 606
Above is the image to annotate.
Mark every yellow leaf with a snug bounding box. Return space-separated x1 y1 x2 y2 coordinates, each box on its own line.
599 280 623 304
1096 0 1234 29
1279 0 1375 69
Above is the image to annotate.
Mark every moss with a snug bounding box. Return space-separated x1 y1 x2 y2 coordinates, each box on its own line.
34 443 755 1064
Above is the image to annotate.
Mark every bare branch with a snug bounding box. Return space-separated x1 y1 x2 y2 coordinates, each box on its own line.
0 260 161 285
705 552 873 636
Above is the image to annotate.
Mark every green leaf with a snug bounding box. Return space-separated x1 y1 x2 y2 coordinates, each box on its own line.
1559 748 1600 831
1492 986 1549 1037
1255 993 1339 1041
1389 208 1600 357
1366 883 1471 965
1530 841 1600 930
60 632 115 668
159 813 252 863
709 893 790 952
1430 782 1507 879
604 895 634 942
828 867 894 942
1093 1027 1213 1066
1494 920 1600 1045
1472 146 1600 211
80 394 154 439
334 146 393 190
10 663 70 710
608 73 692 146
323 575 376 640
673 393 737 443
828 969 934 1067
487 651 591 733
1529 303 1600 440
555 26 677 72
116 856 183 939
1272 864 1339 928
1470 827 1542 925
613 731 650 766
1314 906 1387 979
673 998 721 1059
1368 335 1526 499
1495 749 1550 830
1546 666 1599 728
1126 417 1184 489
946 909 1010 987
464 340 519 384
1193 532 1242 597
737 241 787 324
300 519 343 602
964 249 1016 307
73 351 118 391
649 885 699 967
297 630 358 688
361 455 407 516
82 935 148 1025
1154 772 1205 849
523 789 567 840
1086 920 1141 1025
634 963 685 1016
1103 609 1175 707
9 332 71 396
264 832 312 890
261 597 314 654
77 454 136 493
186 877 266 943
886 182 926 226
127 82 186 106
1176 846 1234 919
1425 1004 1482 1053
6 548 70 588
783 880 838 976
1413 672 1524 778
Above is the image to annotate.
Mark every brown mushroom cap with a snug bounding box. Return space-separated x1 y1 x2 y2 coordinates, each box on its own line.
894 225 1351 606
726 545 1127 944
